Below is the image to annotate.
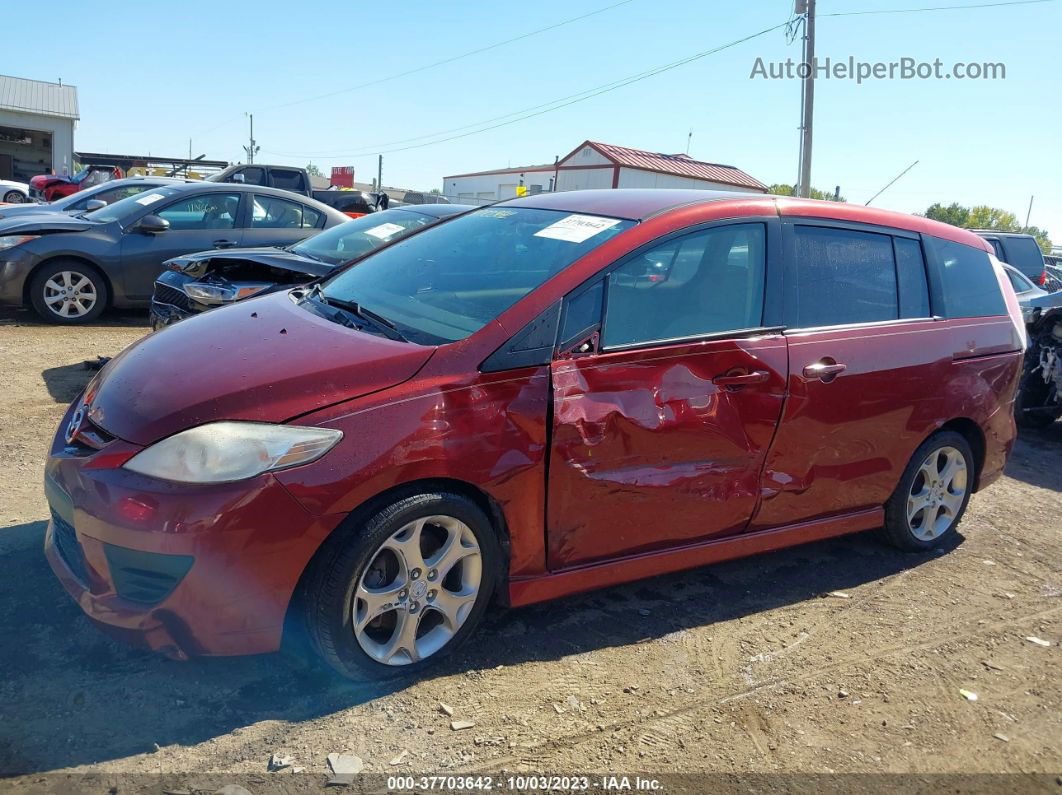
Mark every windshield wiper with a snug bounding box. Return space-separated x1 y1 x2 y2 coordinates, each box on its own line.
307 284 408 342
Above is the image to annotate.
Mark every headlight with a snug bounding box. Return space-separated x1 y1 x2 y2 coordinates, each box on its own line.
0 234 40 252
183 282 270 304
122 421 343 483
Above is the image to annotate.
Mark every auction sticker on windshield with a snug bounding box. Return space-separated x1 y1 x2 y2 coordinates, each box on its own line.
364 222 406 240
535 214 622 243
134 193 166 206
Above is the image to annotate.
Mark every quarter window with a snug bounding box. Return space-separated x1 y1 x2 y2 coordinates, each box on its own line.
926 237 1008 318
603 223 766 348
786 226 898 328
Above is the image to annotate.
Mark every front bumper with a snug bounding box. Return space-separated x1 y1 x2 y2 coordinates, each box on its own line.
43 400 344 658
0 248 36 306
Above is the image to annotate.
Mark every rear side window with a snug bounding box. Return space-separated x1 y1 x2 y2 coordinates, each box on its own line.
1001 236 1045 278
893 237 931 318
786 226 898 327
270 169 305 191
925 237 1007 318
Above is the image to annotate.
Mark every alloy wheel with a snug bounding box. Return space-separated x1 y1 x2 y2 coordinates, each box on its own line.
906 445 968 540
43 271 98 318
353 514 482 666
3 191 24 203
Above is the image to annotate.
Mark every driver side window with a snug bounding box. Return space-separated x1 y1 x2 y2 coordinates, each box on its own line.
157 193 241 230
603 223 766 348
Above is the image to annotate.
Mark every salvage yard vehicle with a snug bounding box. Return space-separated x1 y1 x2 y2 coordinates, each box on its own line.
0 178 30 203
0 176 198 220
0 182 348 323
149 203 472 328
44 189 1024 679
209 163 379 218
975 229 1060 291
29 165 123 202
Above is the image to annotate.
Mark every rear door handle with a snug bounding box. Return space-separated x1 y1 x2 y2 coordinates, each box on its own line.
213 239 237 248
803 361 847 382
713 370 770 388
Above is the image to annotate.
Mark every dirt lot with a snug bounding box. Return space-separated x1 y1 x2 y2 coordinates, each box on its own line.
1 307 1059 792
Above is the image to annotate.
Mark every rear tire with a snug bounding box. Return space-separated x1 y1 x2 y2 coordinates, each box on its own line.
881 431 974 551
301 490 500 680
29 260 108 324
2 190 24 203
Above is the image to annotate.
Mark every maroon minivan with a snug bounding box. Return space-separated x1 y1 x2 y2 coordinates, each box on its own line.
44 190 1024 679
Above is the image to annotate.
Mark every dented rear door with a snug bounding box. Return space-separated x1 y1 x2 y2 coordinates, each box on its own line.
545 220 787 569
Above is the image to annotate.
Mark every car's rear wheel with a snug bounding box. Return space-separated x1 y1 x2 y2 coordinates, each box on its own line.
301 490 500 680
881 431 975 551
2 190 24 203
29 261 108 324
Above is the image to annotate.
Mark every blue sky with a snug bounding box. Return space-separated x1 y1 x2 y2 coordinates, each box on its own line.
6 0 1060 239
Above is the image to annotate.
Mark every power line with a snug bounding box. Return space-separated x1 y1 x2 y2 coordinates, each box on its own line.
255 0 637 114
261 20 791 160
821 0 1052 17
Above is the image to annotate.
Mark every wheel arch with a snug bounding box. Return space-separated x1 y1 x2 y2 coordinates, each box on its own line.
22 254 114 309
936 417 987 491
284 476 514 646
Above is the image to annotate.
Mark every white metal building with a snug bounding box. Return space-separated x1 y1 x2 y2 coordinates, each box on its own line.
442 140 767 204
0 75 79 183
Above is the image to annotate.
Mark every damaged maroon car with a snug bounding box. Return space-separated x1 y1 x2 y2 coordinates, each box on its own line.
45 190 1024 679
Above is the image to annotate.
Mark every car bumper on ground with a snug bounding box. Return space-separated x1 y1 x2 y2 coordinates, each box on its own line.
43 401 343 658
149 299 194 330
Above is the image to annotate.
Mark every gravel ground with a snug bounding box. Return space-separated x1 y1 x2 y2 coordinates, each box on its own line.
0 306 1059 792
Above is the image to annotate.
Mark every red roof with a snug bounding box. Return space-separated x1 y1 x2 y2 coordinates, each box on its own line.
568 140 767 191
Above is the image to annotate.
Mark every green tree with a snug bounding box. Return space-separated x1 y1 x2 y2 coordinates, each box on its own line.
305 163 322 177
768 183 845 202
923 202 1052 253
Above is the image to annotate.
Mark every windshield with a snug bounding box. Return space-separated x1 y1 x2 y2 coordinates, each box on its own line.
291 208 437 266
319 206 634 345
82 186 182 224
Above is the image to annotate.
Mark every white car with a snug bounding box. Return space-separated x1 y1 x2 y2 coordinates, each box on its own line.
0 179 30 203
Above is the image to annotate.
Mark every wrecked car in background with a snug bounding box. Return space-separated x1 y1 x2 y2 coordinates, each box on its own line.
150 203 471 328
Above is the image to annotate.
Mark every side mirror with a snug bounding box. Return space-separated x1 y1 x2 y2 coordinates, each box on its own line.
84 199 107 211
137 214 170 234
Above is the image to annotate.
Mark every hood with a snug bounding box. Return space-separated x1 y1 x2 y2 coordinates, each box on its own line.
0 213 96 235
30 174 73 188
86 290 435 446
0 203 58 220
1025 290 1062 311
168 246 331 278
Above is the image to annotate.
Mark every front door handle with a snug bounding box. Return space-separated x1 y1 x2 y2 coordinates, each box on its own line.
713 370 770 388
213 239 237 248
803 360 847 382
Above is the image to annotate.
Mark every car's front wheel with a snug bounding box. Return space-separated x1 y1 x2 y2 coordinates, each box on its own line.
2 190 24 203
301 489 500 679
29 261 108 324
881 431 975 551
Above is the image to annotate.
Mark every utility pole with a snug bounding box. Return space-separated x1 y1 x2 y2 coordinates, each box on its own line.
796 0 816 198
686 129 692 155
1024 195 1034 232
243 114 259 164
377 155 383 195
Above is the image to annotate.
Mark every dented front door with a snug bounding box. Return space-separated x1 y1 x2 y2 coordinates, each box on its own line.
546 334 789 569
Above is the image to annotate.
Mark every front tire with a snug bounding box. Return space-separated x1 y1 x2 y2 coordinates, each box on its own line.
2 190 24 203
29 261 108 324
301 490 500 680
881 431 975 551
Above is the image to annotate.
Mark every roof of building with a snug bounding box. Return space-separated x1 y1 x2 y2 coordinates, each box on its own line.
570 141 767 191
0 75 79 120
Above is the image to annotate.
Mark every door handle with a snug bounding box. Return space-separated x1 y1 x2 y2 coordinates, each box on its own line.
213 239 237 248
713 370 770 388
802 360 847 382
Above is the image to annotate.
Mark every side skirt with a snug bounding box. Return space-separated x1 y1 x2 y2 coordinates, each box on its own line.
508 507 884 607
